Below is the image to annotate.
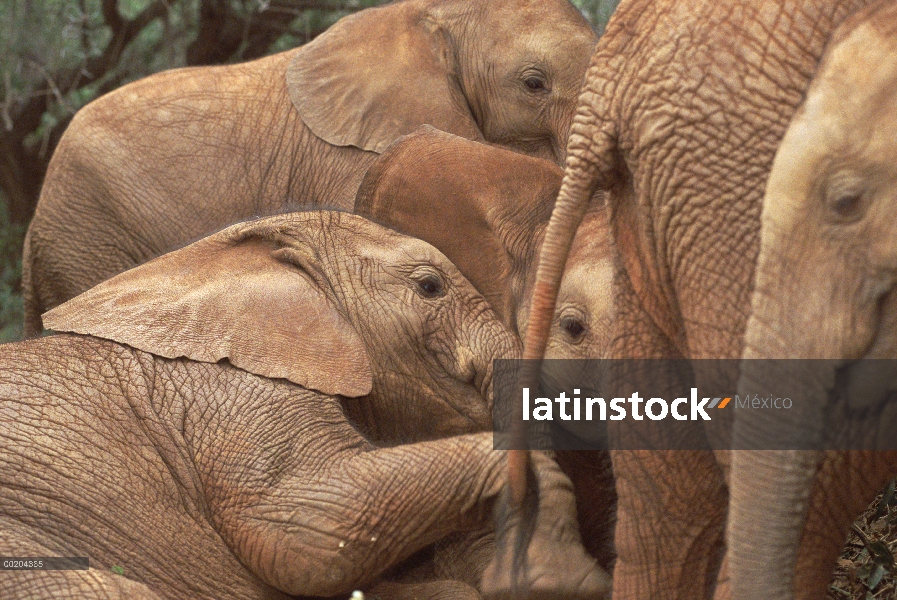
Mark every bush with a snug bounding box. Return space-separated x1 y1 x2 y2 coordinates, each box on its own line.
0 196 24 342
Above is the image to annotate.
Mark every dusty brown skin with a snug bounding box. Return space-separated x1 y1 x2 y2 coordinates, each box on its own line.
21 0 597 337
355 127 617 568
1 212 609 599
731 2 897 597
355 127 614 356
517 0 876 598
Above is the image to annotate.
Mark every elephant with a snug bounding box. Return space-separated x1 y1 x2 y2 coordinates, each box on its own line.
354 126 618 569
20 0 598 339
355 126 614 355
509 0 878 598
730 2 897 597
1 211 610 599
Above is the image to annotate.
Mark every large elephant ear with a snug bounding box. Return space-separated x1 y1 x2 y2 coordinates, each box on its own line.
355 126 562 333
42 216 372 398
286 1 484 153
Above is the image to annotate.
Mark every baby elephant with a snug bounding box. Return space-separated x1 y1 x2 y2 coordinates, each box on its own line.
0 211 608 599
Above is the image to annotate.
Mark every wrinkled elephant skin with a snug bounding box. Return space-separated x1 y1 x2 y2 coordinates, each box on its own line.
732 3 897 597
355 127 618 569
518 0 875 598
1 211 608 599
21 0 597 337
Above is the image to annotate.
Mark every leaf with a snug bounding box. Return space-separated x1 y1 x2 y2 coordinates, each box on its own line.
111 565 124 575
874 479 896 520
868 540 895 571
867 563 887 590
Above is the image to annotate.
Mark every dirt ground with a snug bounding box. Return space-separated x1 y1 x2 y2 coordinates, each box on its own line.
828 479 897 600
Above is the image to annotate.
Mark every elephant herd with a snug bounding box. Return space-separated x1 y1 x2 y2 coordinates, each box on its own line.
3 0 897 599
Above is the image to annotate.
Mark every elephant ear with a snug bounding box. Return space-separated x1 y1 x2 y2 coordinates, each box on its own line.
42 216 372 398
286 1 484 153
355 126 561 333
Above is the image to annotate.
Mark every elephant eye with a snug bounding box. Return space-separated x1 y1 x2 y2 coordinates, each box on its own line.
560 315 587 342
830 192 863 219
824 175 868 222
413 272 446 299
523 75 548 93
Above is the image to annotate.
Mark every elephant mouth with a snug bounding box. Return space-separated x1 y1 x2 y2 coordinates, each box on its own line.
832 287 897 410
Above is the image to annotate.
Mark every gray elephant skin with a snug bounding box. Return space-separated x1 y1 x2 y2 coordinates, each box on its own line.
21 0 597 338
1 211 610 599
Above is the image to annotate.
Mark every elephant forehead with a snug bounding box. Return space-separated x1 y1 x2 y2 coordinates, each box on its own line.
829 20 896 88
221 211 463 279
478 0 593 39
818 20 897 127
561 256 614 317
316 212 459 272
785 16 897 169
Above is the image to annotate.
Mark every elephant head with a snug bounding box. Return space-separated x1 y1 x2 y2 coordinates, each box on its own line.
21 0 597 339
354 127 614 360
354 130 618 566
287 0 597 164
23 211 611 598
44 211 515 445
729 3 897 597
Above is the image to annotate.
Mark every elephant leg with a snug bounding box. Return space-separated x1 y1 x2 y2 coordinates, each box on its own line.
432 529 495 588
372 525 495 598
0 530 162 599
612 450 727 599
480 451 612 599
712 553 731 600
608 277 728 599
794 450 897 599
220 433 610 599
556 449 617 571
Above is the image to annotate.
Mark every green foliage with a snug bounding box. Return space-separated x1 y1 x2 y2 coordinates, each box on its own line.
571 0 621 34
1 0 106 131
0 195 24 343
268 0 387 54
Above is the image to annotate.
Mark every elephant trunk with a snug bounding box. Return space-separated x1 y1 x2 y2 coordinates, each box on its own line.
729 341 829 598
728 216 868 598
475 316 523 417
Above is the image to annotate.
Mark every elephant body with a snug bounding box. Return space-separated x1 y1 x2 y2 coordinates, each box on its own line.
24 50 360 334
519 0 875 598
22 0 597 337
3 211 609 599
733 1 897 597
1 335 598 599
355 127 618 568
